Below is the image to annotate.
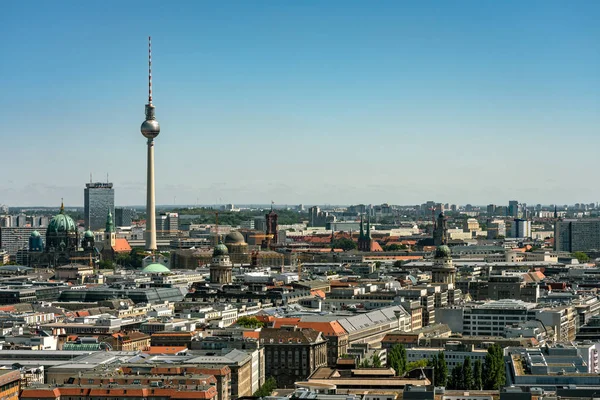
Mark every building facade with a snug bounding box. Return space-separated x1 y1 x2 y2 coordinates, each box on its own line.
84 182 115 230
260 327 328 388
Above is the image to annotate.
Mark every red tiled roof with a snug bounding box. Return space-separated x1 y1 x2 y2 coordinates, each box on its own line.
243 331 260 339
272 319 348 336
112 238 132 253
75 310 90 317
21 388 61 398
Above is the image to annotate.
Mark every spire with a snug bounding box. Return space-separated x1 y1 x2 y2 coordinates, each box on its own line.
105 209 114 233
60 199 64 214
148 36 153 104
359 215 364 239
366 215 371 239
554 205 558 219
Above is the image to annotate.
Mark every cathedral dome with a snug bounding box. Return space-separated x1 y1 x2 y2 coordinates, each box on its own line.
224 231 245 245
213 243 229 257
47 208 77 234
141 263 170 274
435 245 451 259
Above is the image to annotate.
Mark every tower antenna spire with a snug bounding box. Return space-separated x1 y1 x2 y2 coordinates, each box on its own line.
148 36 152 104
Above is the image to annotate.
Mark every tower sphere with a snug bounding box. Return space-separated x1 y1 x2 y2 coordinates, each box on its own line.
141 118 160 139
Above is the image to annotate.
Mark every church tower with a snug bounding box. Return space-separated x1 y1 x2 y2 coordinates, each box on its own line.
104 210 116 248
210 242 233 285
433 212 448 246
357 214 374 252
431 245 456 284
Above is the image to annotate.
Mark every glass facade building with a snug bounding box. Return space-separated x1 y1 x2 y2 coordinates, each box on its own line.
115 207 137 227
84 182 115 230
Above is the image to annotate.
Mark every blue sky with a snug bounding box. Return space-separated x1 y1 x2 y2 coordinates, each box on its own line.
1 1 599 207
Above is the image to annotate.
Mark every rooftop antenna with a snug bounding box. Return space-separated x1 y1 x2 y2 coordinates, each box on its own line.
148 36 153 104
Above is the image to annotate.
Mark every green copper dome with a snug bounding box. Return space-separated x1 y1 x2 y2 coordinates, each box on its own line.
213 243 229 257
141 263 170 274
30 230 41 238
47 205 77 234
84 230 94 239
435 245 452 259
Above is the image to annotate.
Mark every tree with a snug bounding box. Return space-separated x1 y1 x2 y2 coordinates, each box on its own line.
331 238 357 251
236 316 264 329
474 359 483 390
372 353 382 368
436 351 448 388
98 260 114 269
449 365 463 390
572 251 590 263
392 260 403 268
388 344 407 376
254 376 277 397
406 358 429 371
463 356 474 390
384 244 408 252
483 344 506 390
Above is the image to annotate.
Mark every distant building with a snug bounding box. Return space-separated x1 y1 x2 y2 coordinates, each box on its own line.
508 200 520 218
555 219 600 252
156 212 178 236
487 219 506 239
0 226 39 257
510 219 531 238
84 182 114 230
308 206 335 227
115 207 137 226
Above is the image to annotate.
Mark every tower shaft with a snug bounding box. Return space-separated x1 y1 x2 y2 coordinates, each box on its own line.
146 139 157 251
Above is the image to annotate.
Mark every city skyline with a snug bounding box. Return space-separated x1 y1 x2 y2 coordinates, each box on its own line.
2 1 600 206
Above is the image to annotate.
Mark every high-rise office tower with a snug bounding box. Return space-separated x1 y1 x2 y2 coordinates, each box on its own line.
508 200 519 218
140 36 161 251
156 212 178 237
510 219 532 239
115 207 137 227
84 182 115 230
555 219 600 252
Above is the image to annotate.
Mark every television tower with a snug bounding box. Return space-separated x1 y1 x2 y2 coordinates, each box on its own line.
140 36 160 251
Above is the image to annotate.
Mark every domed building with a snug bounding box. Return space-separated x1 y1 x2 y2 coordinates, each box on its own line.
46 203 78 252
210 242 233 285
224 231 249 264
29 202 100 268
431 244 456 284
142 262 171 274
29 231 44 252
